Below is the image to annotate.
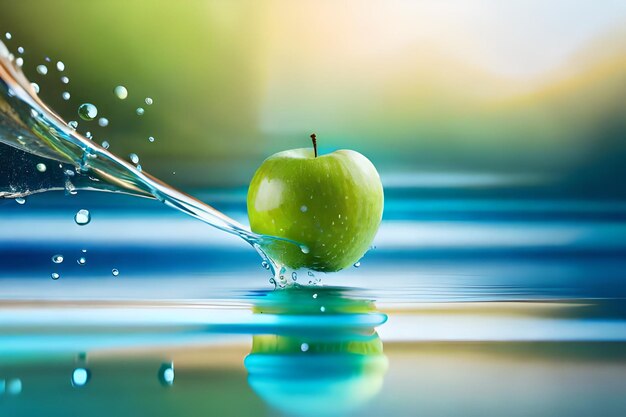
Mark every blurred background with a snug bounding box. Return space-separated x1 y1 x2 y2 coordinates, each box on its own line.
2 3 626 417
1 0 625 196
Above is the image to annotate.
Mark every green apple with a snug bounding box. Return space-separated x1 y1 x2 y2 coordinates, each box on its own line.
247 134 383 272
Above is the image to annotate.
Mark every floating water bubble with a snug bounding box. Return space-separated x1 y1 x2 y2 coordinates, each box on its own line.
15 197 26 205
77 257 86 266
158 363 175 386
7 379 21 395
5 32 11 40
112 268 119 276
71 368 90 387
15 57 23 67
78 103 98 121
300 343 309 352
52 254 64 264
291 271 298 281
61 76 69 84
136 107 144 116
98 117 109 127
353 261 361 268
56 61 65 71
114 85 128 99
300 205 308 212
145 97 153 105
68 120 78 129
51 272 60 280
62 91 70 100
74 209 91 225
261 260 270 270
129 153 139 164
148 136 155 142
101 140 110 149
30 82 39 93
36 64 48 75
17 46 24 54
36 163 47 172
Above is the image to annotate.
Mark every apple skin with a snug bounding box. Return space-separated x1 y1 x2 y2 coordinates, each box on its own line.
247 148 383 272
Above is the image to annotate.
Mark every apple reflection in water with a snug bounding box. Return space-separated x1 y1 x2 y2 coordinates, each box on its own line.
244 287 389 417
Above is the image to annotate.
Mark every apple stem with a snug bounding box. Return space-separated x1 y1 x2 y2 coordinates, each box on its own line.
310 133 318 158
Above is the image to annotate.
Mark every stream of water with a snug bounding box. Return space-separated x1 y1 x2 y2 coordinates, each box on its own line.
0 39 305 281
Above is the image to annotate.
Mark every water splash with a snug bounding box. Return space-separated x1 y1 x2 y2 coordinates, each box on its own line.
0 39 299 279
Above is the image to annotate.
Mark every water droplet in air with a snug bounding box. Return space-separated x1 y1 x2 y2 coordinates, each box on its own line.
62 91 70 100
17 46 24 54
68 120 78 129
71 368 90 387
77 257 86 266
320 306 326 312
30 82 40 93
78 103 98 121
56 61 65 71
148 136 155 142
291 271 298 281
5 32 12 40
129 153 139 164
74 209 91 225
112 268 119 276
312 293 318 299
15 197 26 205
145 97 153 105
7 378 22 395
136 107 144 116
36 64 48 75
85 131 92 139
101 140 110 149
114 85 128 99
300 245 310 254
82 249 87 253
261 261 270 270
353 261 361 268
61 76 69 84
136 164 142 172
300 343 309 352
52 254 64 264
45 56 51 62
158 363 175 386
300 205 308 212
15 57 23 67
51 272 60 280
98 117 109 127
